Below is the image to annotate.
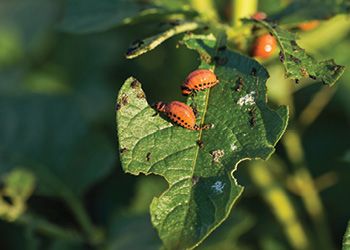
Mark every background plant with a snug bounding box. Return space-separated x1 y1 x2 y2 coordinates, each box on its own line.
0 0 349 250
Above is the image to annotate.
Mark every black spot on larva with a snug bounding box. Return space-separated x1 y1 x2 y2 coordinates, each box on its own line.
295 79 299 84
181 120 184 123
199 84 202 87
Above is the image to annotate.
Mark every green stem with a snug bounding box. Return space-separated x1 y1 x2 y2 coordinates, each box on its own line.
61 190 103 246
282 130 334 250
190 0 219 21
35 165 103 246
17 213 84 242
249 160 310 250
232 0 257 27
298 86 336 132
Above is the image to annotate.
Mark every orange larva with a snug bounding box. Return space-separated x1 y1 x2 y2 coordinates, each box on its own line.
155 101 200 130
251 11 267 21
181 69 219 96
298 20 319 31
252 34 277 59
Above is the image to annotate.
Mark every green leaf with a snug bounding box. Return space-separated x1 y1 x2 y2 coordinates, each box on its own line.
116 33 288 249
125 21 200 59
343 220 350 250
107 214 162 250
0 95 115 197
244 19 345 85
0 168 35 221
58 0 140 33
270 0 350 24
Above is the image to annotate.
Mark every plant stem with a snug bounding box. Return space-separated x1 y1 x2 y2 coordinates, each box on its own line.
298 86 336 132
249 160 310 250
232 0 257 27
190 0 219 21
35 165 103 246
17 213 84 242
61 190 103 246
282 129 334 250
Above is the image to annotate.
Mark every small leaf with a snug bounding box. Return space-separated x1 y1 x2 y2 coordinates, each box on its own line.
125 21 200 59
0 168 35 221
117 34 288 248
245 19 345 85
58 0 140 33
270 0 350 24
343 220 350 250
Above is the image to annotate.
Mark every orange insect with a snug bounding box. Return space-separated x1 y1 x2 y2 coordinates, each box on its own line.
251 11 267 21
252 34 277 59
154 101 202 130
298 20 319 31
181 69 219 96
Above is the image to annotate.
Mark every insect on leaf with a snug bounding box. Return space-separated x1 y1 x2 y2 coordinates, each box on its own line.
244 18 345 85
116 34 288 249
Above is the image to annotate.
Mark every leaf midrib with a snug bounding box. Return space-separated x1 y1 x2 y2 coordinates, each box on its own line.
176 33 225 248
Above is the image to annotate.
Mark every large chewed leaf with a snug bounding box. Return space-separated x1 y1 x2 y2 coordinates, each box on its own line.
116 33 288 249
344 220 350 250
244 19 345 85
125 21 200 59
58 0 140 33
270 0 350 24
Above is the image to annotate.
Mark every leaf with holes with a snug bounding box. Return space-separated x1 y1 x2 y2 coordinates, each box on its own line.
125 21 200 59
244 19 345 85
116 34 288 249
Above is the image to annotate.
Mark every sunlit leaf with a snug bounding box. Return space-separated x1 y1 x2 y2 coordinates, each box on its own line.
244 19 345 85
116 33 288 248
0 168 35 221
125 21 200 59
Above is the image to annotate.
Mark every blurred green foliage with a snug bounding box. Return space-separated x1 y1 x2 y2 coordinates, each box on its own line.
0 0 349 249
